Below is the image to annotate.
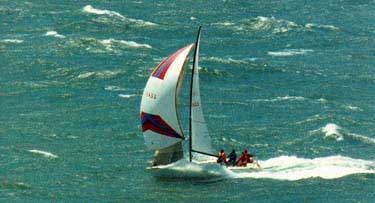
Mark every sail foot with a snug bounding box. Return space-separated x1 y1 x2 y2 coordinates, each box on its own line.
152 141 183 166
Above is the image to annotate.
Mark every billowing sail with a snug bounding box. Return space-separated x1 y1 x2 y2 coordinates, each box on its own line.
191 28 215 158
140 44 194 153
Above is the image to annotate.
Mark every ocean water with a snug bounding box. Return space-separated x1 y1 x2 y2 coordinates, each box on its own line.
1 0 375 202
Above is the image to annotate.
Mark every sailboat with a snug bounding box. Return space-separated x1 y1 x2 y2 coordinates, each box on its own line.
140 27 259 172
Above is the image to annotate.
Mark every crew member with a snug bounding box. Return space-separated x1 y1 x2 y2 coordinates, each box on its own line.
228 149 237 166
236 149 255 167
217 149 227 165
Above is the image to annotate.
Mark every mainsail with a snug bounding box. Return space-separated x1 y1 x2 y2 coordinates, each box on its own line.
141 44 194 165
189 27 215 161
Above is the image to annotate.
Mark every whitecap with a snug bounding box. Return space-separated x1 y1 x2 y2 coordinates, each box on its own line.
313 123 375 144
77 72 96 79
253 95 306 102
45 31 66 39
239 16 299 34
346 105 362 111
267 49 314 56
82 5 124 18
321 123 344 141
1 39 24 43
77 70 121 79
232 155 375 180
318 98 327 103
202 56 248 64
212 22 235 26
82 5 157 26
104 86 125 91
305 23 339 31
118 94 136 98
29 149 58 158
99 39 152 49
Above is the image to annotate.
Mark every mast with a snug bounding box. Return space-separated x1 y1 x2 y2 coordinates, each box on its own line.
189 26 202 162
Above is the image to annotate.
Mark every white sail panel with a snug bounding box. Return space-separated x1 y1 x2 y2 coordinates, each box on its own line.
141 44 194 150
191 33 215 156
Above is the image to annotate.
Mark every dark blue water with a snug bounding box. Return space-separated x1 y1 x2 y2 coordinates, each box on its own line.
1 1 374 202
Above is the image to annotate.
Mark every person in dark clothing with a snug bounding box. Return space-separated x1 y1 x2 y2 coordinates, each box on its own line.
228 149 237 166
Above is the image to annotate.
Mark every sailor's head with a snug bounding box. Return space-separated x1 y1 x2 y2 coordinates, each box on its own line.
244 149 248 153
220 149 224 153
232 149 235 153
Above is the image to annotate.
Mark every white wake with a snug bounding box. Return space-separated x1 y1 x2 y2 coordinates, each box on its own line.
231 155 375 181
149 156 374 181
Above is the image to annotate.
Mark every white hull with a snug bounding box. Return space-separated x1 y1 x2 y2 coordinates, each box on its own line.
147 159 261 180
196 159 261 170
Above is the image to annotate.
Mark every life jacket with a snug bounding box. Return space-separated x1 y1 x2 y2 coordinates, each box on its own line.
217 152 226 163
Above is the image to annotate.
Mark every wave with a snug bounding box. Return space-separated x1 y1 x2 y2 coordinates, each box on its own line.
238 16 299 33
83 5 124 18
66 37 151 53
313 123 375 144
0 39 23 43
45 31 66 38
321 123 344 141
231 155 375 180
345 105 362 111
305 23 339 31
104 86 126 91
253 95 306 102
77 70 122 79
201 56 253 64
347 132 375 145
77 72 96 79
236 16 339 34
0 182 31 190
295 114 324 125
118 94 136 99
268 49 314 56
212 22 235 26
29 149 58 158
82 5 157 26
99 39 152 49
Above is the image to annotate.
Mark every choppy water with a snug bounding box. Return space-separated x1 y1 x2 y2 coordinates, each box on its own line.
1 1 374 202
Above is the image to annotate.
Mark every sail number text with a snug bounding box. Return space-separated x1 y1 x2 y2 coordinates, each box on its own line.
146 92 157 100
